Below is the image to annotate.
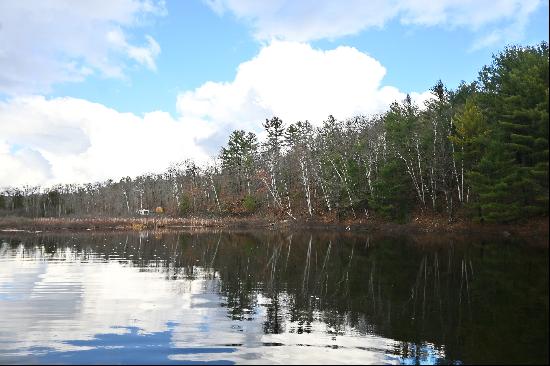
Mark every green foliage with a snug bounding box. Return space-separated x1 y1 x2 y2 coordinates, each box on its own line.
263 116 285 154
451 98 490 171
384 96 421 146
220 130 258 195
0 195 5 210
467 143 521 222
242 195 258 213
179 194 191 216
220 130 258 171
371 160 415 223
285 120 313 148
466 42 549 222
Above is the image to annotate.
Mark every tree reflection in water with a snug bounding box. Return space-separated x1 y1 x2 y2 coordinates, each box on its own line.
0 229 547 364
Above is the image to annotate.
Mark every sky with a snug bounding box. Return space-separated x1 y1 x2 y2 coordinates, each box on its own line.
0 0 548 188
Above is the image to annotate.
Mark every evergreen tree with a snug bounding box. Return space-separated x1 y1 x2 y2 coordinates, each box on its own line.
371 160 415 223
220 130 258 195
263 116 285 155
471 42 549 221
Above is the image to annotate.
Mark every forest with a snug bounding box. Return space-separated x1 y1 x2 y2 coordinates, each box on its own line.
1 43 548 224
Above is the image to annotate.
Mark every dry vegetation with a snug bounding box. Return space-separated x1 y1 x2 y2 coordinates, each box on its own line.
0 214 547 247
0 215 273 231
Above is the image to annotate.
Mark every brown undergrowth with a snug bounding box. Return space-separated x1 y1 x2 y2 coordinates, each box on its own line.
0 214 547 245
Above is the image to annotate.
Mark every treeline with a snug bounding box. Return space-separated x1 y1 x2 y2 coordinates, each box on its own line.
1 43 548 223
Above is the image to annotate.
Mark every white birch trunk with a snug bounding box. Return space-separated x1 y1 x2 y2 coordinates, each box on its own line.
329 158 355 218
300 159 313 216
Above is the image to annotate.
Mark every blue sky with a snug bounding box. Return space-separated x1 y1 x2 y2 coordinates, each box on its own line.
0 0 548 186
49 1 260 116
45 0 550 117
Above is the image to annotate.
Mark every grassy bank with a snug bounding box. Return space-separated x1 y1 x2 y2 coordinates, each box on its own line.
0 214 547 244
0 216 257 231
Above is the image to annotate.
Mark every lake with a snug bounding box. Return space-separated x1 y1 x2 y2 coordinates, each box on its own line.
0 229 547 364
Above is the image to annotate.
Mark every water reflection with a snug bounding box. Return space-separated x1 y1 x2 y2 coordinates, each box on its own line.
0 230 547 364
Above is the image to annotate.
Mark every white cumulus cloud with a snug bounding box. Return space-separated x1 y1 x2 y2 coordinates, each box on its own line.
0 0 165 95
177 41 431 134
1 42 431 187
204 0 542 45
0 96 212 188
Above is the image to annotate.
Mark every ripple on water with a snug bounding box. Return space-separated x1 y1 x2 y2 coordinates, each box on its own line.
0 231 547 364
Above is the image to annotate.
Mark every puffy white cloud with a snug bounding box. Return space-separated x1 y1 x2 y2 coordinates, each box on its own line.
0 141 53 188
1 42 431 188
0 96 212 188
204 0 542 44
0 0 165 94
177 41 431 133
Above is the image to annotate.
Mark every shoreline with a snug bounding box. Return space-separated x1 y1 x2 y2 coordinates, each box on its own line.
0 215 547 244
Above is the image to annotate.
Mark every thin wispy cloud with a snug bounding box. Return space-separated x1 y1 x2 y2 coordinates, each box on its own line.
204 0 543 47
0 0 165 95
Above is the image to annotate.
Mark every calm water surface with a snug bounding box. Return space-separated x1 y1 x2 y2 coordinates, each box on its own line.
0 230 547 364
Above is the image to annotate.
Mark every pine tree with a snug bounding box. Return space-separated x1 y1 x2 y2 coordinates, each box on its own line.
371 160 415 223
470 42 549 221
220 130 258 195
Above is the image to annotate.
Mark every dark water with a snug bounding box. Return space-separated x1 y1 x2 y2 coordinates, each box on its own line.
0 230 547 365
